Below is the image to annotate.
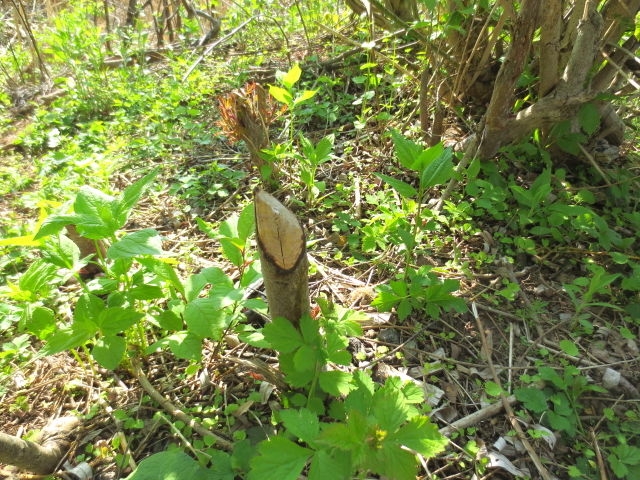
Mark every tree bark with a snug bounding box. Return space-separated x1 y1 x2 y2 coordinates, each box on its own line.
0 417 80 474
254 189 309 331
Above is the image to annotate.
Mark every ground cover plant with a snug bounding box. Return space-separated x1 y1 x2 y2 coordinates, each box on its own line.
1 0 640 479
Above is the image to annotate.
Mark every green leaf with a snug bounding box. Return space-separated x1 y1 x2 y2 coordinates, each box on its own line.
373 390 408 432
514 387 547 413
157 310 183 331
167 331 202 360
485 381 504 397
578 103 600 135
294 90 318 105
28 307 57 340
92 335 126 370
19 259 58 294
40 324 92 356
107 229 164 259
184 273 207 303
300 313 320 344
41 234 80 269
237 203 255 243
610 252 629 264
293 344 319 371
391 130 423 169
269 85 293 105
220 237 243 267
420 148 453 189
283 64 302 89
123 450 211 480
98 308 144 335
137 258 185 296
281 408 319 445
559 339 579 356
308 450 351 480
263 317 304 353
387 415 447 456
112 167 160 226
209 285 244 309
128 285 164 301
318 370 354 397
374 174 417 198
74 293 104 328
611 443 640 466
249 436 313 480
556 138 580 156
201 267 234 289
413 142 443 171
184 298 226 339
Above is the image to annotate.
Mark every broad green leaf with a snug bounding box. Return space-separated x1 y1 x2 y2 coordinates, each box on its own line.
92 335 126 370
610 252 629 264
237 203 255 243
167 331 202 360
185 273 207 303
314 135 334 164
420 148 453 189
391 130 423 169
123 451 210 480
317 422 360 450
112 167 160 225
371 289 401 311
40 324 92 356
611 444 640 466
19 259 57 294
137 258 185 296
485 381 504 396
41 233 80 269
282 64 302 89
127 285 164 301
157 310 182 331
269 85 293 105
514 387 547 413
220 237 243 267
578 103 600 135
74 186 114 217
249 436 313 480
263 317 304 353
219 215 239 239
98 308 144 335
300 313 320 345
374 174 417 198
293 344 319 371
318 370 354 397
200 267 234 288
559 339 579 356
308 450 351 480
294 90 318 105
107 229 164 259
375 443 418 480
209 285 244 309
184 298 226 339
74 293 104 329
556 138 580 155
373 390 408 432
28 307 57 340
196 217 218 239
281 408 319 445
412 142 443 171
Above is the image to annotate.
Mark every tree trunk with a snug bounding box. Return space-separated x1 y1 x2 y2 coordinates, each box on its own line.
0 417 80 475
254 188 309 331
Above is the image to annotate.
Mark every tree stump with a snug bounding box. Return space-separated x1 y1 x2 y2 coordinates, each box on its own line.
254 188 309 331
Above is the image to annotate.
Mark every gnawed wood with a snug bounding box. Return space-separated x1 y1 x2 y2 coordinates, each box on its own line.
254 188 309 330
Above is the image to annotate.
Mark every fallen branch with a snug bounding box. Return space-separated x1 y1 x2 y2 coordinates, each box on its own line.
131 358 234 451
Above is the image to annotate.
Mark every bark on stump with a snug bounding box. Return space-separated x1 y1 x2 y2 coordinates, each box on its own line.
254 188 309 331
0 416 80 475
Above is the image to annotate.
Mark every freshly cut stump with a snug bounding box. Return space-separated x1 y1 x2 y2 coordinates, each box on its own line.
254 188 309 331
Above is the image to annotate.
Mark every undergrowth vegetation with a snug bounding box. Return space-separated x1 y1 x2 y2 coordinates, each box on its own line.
1 0 640 479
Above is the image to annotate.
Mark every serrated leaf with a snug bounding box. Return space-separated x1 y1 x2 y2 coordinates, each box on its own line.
514 387 547 413
19 259 58 293
263 317 304 353
293 344 319 371
374 174 417 198
123 450 210 480
386 415 448 457
319 370 355 397
167 331 202 360
308 450 351 480
249 436 313 480
412 142 443 171
373 390 408 432
281 408 319 445
40 324 92 356
485 381 504 396
137 258 184 296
